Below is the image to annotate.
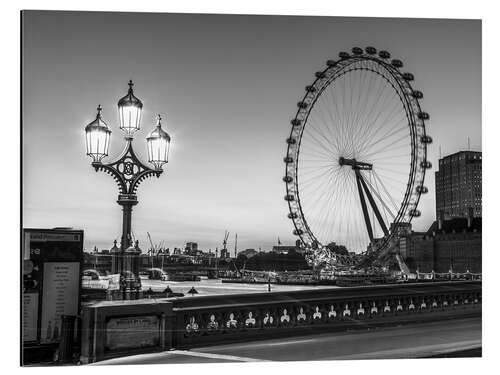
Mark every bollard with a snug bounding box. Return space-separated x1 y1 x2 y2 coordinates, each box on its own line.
58 315 77 363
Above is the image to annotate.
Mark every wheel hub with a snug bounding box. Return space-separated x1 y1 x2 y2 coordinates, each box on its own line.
339 157 373 170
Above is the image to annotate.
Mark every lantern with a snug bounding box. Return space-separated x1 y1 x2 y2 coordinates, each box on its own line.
85 105 111 162
146 115 171 170
118 80 143 137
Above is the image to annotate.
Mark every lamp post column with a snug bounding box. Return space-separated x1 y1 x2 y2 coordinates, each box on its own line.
118 195 138 251
117 194 139 299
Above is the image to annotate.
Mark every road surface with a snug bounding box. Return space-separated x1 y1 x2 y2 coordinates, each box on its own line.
96 317 481 365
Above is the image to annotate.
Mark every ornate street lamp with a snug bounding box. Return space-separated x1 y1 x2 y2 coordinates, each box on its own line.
84 81 172 299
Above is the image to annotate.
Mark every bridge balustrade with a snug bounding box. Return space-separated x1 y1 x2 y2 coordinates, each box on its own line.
170 281 481 349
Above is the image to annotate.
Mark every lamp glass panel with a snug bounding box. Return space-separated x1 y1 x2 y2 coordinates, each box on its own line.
147 137 169 168
119 105 142 135
86 127 110 162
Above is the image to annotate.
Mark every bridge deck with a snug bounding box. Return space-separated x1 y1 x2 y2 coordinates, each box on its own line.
95 317 481 364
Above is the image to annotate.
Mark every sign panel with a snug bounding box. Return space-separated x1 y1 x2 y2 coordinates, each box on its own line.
22 293 39 342
107 274 121 290
40 262 80 344
105 316 159 351
81 278 109 289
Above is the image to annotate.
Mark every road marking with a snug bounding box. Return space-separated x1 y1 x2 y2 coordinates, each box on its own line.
196 338 316 351
262 338 316 346
93 349 266 365
174 350 268 362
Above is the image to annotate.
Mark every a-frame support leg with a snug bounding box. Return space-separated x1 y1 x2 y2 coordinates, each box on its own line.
355 170 374 242
357 172 390 236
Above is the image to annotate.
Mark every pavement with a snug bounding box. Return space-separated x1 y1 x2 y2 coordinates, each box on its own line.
95 317 481 365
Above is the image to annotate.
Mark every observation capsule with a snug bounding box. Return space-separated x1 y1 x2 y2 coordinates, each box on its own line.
379 50 391 59
416 186 429 194
403 72 414 81
391 59 403 68
421 135 433 144
418 112 430 120
409 209 421 217
339 51 350 59
365 46 377 55
351 47 363 55
412 91 423 99
420 160 432 169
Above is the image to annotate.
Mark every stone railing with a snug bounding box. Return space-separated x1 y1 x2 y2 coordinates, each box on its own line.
80 281 481 363
170 281 481 349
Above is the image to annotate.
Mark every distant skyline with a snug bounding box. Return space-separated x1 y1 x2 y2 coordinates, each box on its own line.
22 11 481 252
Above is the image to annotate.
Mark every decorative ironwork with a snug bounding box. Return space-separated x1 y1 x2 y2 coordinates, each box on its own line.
92 138 162 199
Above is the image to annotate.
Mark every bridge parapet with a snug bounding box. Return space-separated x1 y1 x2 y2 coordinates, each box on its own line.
170 281 481 349
80 281 481 363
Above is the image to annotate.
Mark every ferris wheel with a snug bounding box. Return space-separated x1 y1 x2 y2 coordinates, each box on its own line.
283 46 432 268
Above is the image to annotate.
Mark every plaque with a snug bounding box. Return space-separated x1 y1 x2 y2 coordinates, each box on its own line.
105 316 160 351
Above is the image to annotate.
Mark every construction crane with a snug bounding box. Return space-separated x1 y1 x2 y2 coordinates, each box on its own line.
147 232 155 268
221 230 230 258
234 233 238 258
147 232 156 255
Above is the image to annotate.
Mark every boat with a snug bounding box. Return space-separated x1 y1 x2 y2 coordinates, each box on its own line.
168 272 201 282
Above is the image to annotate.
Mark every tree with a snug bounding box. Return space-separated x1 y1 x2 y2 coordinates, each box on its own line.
325 242 348 256
235 254 248 269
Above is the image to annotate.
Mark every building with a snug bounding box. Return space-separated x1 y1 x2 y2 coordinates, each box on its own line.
401 231 435 272
400 214 481 273
429 216 481 273
435 151 482 219
185 242 198 256
83 241 117 275
219 247 230 259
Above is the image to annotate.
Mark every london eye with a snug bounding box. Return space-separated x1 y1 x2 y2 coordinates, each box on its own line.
283 47 432 268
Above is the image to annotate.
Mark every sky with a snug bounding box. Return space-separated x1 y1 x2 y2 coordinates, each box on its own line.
22 11 481 252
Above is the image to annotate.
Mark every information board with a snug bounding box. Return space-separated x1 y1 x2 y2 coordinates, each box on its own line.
22 228 83 364
22 293 38 342
40 262 80 344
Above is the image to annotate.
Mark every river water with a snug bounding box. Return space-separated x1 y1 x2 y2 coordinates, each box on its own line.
140 277 337 296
